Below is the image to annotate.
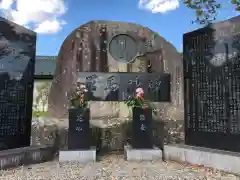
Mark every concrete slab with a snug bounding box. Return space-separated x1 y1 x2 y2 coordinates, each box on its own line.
0 145 54 169
124 145 162 161
59 147 96 163
164 144 240 175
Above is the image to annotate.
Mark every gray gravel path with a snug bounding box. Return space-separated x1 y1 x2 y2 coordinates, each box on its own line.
0 155 239 180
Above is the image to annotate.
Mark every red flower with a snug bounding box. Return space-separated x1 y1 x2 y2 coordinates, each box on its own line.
79 93 84 106
142 103 149 115
136 95 145 102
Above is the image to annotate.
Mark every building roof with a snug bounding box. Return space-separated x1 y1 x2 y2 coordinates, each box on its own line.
34 56 56 79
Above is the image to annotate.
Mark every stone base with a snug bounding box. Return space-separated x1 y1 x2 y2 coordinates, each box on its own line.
124 145 162 161
0 145 54 169
59 147 96 163
164 144 240 175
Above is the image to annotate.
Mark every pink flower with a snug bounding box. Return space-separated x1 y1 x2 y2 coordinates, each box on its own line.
135 87 144 98
135 87 145 103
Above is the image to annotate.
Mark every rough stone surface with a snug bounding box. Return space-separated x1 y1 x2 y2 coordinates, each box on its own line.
0 155 238 180
31 117 59 147
59 148 96 162
47 20 183 120
164 144 240 176
124 145 162 161
31 116 184 153
0 145 54 170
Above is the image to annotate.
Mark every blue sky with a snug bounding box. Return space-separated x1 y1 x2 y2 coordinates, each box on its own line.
0 0 239 55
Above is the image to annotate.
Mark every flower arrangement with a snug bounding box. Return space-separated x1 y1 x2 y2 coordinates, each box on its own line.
125 87 157 115
69 82 88 109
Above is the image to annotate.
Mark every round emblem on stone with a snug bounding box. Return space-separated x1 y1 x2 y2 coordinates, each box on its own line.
108 34 138 63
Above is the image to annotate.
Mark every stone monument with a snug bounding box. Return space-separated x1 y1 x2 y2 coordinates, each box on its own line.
48 20 183 120
48 20 183 153
0 17 36 151
0 17 53 169
184 16 240 152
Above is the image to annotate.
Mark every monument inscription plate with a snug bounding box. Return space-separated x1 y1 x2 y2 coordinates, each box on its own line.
146 73 170 102
78 73 120 101
0 18 36 150
77 72 171 102
184 18 240 152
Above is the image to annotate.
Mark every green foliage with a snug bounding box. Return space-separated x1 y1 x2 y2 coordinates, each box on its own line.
35 82 51 112
32 111 49 117
69 93 88 109
69 82 88 109
125 97 144 108
231 0 240 8
124 96 157 116
152 32 160 39
183 0 240 25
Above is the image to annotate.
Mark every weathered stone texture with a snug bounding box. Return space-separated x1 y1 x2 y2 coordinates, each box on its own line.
45 20 184 149
31 116 184 152
48 20 183 121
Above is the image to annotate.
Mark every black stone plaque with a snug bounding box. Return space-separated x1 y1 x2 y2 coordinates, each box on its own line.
77 73 120 101
120 72 171 102
0 17 36 150
77 72 171 102
184 16 240 152
120 73 148 101
132 107 153 149
68 108 90 150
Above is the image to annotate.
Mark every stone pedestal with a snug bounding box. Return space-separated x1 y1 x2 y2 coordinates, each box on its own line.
59 147 96 163
0 145 54 169
58 108 96 163
124 145 162 161
132 107 153 149
164 144 240 175
124 107 162 161
68 108 90 149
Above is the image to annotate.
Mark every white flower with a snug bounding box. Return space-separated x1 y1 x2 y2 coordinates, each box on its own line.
80 84 86 89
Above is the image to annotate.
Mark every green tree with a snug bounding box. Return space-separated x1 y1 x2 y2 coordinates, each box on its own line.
183 0 239 24
35 82 51 112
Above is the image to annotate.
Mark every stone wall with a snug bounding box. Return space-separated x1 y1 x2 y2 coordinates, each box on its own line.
31 115 184 153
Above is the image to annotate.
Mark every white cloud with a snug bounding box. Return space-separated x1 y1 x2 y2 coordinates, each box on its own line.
138 0 179 13
0 0 14 9
34 19 66 34
0 0 67 34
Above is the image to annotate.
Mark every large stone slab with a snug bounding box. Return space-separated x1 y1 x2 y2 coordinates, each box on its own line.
59 147 96 163
124 145 162 161
164 144 240 175
48 20 182 119
0 145 54 169
0 17 36 150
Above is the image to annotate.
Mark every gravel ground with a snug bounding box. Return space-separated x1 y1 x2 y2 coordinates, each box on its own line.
0 155 239 180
